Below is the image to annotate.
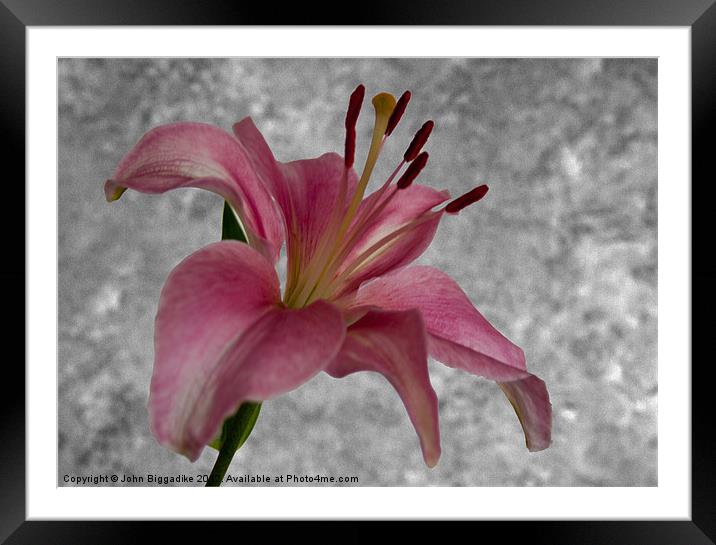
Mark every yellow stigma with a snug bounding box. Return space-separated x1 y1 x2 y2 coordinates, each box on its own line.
372 92 397 126
339 92 396 229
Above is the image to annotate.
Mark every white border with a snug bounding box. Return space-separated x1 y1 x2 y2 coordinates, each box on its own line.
28 27 690 519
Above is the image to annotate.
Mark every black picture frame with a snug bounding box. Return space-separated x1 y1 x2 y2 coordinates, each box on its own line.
3 1 713 543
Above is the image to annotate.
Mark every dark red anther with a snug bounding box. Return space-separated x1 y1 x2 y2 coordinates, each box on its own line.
345 130 357 169
345 84 365 130
445 185 489 214
344 84 365 168
396 151 429 189
404 120 434 162
385 91 411 136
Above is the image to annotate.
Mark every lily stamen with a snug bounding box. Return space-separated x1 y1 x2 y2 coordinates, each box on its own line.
303 149 431 305
287 91 484 309
321 181 489 301
337 157 409 253
289 91 399 307
319 210 442 300
295 103 438 307
404 120 434 162
396 151 429 189
385 90 411 136
445 184 490 214
285 85 366 306
344 84 365 169
338 92 397 235
317 151 429 291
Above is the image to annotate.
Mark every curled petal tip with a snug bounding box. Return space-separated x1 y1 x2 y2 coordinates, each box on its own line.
527 441 551 453
500 376 552 453
424 449 441 468
104 180 126 202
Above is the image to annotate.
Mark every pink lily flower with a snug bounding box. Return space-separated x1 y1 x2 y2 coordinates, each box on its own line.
105 86 551 468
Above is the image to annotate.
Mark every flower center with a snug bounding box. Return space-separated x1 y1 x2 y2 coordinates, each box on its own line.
283 86 488 309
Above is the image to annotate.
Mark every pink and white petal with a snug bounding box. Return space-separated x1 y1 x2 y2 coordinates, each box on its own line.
334 184 450 296
175 301 346 460
352 265 552 450
326 309 441 467
149 240 281 458
106 122 284 263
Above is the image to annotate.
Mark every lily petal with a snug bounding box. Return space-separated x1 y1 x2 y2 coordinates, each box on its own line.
232 117 288 209
334 184 450 297
178 299 345 460
279 154 359 271
352 266 551 451
233 117 359 276
106 122 284 262
152 238 345 461
326 309 441 467
150 240 281 459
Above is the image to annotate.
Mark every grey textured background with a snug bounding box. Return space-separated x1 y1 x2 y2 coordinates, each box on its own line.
58 58 657 486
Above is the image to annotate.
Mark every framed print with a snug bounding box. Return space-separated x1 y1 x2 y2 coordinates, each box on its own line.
5 0 714 543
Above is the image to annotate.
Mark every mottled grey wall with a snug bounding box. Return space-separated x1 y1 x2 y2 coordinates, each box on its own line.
58 58 657 486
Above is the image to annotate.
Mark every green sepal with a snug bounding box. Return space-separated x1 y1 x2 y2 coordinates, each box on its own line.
209 401 262 452
221 200 248 243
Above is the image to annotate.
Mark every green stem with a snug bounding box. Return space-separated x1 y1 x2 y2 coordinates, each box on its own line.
206 402 261 487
